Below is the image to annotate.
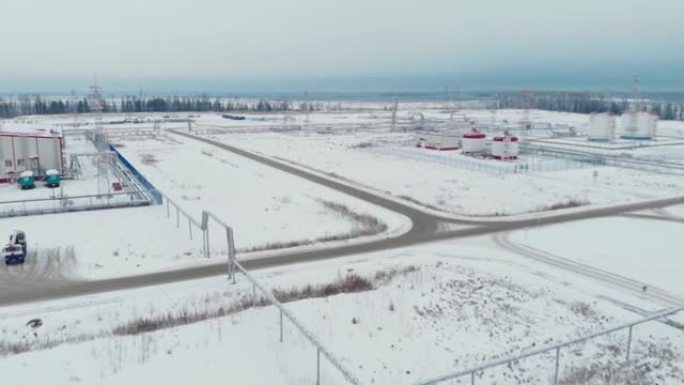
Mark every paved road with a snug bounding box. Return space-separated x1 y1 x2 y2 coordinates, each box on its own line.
1 131 684 306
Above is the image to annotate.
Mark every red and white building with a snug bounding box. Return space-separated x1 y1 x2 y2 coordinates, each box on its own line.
0 131 65 184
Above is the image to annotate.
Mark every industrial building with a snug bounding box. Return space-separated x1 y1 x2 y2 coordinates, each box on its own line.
0 131 65 184
416 132 460 150
588 112 615 141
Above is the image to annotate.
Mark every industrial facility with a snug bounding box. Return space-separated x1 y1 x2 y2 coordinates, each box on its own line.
0 131 65 184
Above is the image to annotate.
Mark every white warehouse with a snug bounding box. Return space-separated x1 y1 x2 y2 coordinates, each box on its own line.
0 131 65 184
416 132 460 151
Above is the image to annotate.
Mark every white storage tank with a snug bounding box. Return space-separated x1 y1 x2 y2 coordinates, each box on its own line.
416 132 460 151
620 111 657 140
492 133 519 160
462 129 486 154
588 112 615 141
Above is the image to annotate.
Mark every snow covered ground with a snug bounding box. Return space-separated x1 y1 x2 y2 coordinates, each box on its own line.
1 239 682 385
0 206 202 279
113 133 407 252
508 212 684 296
207 130 684 216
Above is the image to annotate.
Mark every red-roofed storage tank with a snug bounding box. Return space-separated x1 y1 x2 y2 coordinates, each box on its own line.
492 132 519 160
462 129 486 154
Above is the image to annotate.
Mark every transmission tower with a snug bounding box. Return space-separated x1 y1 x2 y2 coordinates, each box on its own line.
390 99 399 131
89 78 106 147
632 75 641 112
88 78 111 195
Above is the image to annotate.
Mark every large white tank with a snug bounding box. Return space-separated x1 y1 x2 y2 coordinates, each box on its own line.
588 112 615 141
462 129 486 153
620 111 657 140
492 134 519 160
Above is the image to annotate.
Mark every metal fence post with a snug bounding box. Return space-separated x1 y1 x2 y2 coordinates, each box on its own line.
227 227 236 284
176 206 180 228
626 325 633 360
553 347 561 385
316 348 321 385
166 198 170 218
471 371 475 385
205 222 211 259
279 309 283 342
188 218 192 240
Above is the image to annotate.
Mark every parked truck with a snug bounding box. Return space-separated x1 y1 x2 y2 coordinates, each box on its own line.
45 169 60 188
2 230 27 265
18 171 35 189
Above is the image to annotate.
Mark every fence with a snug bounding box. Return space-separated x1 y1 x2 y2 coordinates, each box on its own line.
108 143 163 204
522 144 684 176
414 306 684 385
0 191 150 218
233 260 361 385
151 192 357 384
368 145 594 175
161 194 204 243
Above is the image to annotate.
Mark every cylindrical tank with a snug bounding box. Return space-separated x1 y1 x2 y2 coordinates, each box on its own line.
620 111 656 140
462 129 486 153
492 134 519 160
588 112 615 141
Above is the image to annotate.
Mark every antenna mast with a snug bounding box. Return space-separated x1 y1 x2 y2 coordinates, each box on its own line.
632 75 641 112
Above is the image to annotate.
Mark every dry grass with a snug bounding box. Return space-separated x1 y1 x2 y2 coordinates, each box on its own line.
111 266 416 337
139 153 159 166
544 199 589 211
561 344 681 385
240 200 387 253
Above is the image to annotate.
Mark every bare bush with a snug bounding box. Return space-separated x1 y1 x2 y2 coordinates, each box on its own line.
240 200 387 253
544 199 588 211
139 153 158 166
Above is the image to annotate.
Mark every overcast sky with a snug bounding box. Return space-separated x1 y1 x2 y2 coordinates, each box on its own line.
1 0 683 91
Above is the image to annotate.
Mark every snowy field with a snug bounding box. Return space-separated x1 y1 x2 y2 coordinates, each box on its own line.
208 130 684 216
508 212 684 296
1 239 682 385
113 133 407 252
0 206 202 279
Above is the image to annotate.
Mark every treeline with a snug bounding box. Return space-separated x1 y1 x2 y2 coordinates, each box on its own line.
495 92 684 120
0 95 321 118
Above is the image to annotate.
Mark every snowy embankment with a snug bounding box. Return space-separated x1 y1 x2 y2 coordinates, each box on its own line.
509 213 684 296
1 240 682 385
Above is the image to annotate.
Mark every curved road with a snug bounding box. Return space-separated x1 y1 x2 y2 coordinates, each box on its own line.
1 131 684 306
492 232 684 307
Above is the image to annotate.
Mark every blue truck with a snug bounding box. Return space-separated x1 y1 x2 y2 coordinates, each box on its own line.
3 230 27 265
45 169 60 188
18 171 35 189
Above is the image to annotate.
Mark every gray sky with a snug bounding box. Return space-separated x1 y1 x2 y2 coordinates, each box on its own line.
2 0 683 89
